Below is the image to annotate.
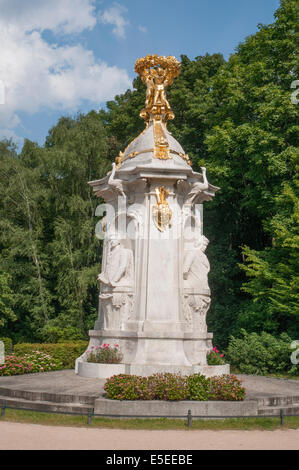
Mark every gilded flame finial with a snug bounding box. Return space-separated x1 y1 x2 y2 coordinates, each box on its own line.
153 186 172 232
135 55 181 123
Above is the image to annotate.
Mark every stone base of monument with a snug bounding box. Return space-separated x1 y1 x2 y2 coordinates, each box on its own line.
75 328 230 379
76 358 230 379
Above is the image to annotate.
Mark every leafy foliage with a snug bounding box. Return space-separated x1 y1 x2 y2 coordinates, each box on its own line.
104 374 147 401
0 272 16 329
0 337 13 354
187 373 212 401
104 372 246 401
146 373 190 401
0 352 62 376
209 375 246 401
13 341 88 369
0 0 298 346
0 114 110 342
207 347 226 365
226 329 299 375
104 373 190 401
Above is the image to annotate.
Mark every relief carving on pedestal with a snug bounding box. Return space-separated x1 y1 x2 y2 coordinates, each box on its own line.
98 238 135 330
183 236 211 332
98 239 134 288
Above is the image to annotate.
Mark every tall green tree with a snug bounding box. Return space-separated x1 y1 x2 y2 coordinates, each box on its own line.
43 112 111 341
0 113 111 342
0 272 16 332
203 0 299 343
0 139 53 341
0 0 297 347
97 0 298 347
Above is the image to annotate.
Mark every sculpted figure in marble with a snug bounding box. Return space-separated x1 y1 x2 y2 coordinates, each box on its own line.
98 239 134 330
183 236 211 332
183 236 210 294
108 162 126 198
98 239 134 288
185 167 209 205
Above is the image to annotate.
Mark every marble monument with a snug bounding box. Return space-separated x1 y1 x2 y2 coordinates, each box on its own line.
76 55 229 378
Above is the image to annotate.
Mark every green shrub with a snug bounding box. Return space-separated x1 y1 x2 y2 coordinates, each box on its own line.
0 352 62 376
226 329 298 375
86 344 122 364
13 341 88 369
0 337 12 354
187 373 211 401
104 373 189 401
104 372 246 401
210 374 246 401
147 373 189 401
40 325 86 343
104 374 145 400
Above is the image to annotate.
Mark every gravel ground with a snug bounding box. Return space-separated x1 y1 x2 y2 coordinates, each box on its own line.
0 421 299 450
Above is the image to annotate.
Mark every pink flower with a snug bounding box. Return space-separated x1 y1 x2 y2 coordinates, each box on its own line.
221 354 224 358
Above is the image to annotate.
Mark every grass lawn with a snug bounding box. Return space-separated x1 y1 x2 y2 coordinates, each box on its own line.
1 408 299 431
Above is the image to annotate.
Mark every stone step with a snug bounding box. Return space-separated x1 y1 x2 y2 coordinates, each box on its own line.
1 394 299 418
0 386 99 405
256 395 299 407
258 404 299 416
0 395 93 415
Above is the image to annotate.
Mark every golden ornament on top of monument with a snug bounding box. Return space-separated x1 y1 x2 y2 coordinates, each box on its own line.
135 54 181 123
114 55 192 169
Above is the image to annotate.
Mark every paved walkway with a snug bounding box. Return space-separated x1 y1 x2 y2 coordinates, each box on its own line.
0 421 298 450
0 370 298 400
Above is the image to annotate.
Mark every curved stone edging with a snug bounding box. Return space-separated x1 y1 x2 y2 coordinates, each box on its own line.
75 360 230 378
76 361 127 379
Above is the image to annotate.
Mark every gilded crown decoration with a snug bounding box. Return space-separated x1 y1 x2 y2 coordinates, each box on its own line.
114 55 192 168
135 55 181 123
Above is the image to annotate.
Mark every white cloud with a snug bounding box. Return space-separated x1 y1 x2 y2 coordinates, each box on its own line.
0 0 131 141
0 0 97 34
0 107 23 146
99 2 129 39
138 25 147 34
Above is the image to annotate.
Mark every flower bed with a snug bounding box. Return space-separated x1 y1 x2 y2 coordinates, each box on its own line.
14 341 88 369
104 373 246 401
207 347 225 365
86 344 123 364
0 352 63 376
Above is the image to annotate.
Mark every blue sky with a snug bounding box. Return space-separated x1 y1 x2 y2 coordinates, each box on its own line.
0 0 280 147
